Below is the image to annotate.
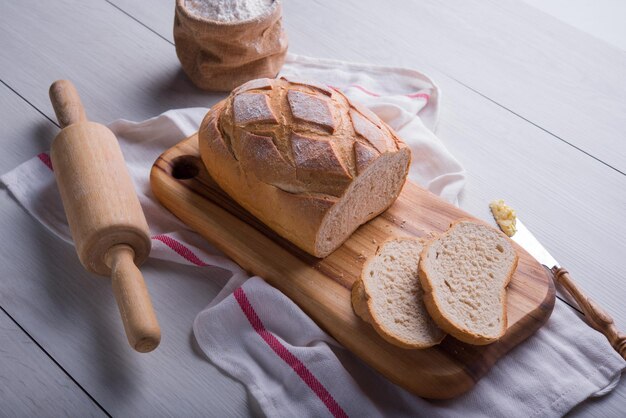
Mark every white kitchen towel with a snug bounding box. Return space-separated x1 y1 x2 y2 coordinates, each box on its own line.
1 54 623 417
195 277 624 418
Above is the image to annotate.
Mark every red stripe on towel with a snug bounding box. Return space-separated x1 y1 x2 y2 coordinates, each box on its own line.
349 84 430 102
152 234 209 267
37 153 53 171
328 84 430 103
234 287 349 418
350 84 381 97
151 231 347 415
405 92 430 100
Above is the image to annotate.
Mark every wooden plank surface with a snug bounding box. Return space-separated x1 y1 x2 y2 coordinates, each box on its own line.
0 83 59 171
0 0 624 415
0 311 106 417
388 0 626 172
0 0 224 124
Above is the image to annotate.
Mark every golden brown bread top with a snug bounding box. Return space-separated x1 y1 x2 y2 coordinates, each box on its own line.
217 77 405 197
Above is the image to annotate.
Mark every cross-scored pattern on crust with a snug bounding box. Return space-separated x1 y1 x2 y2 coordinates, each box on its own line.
233 93 278 125
291 133 351 179
287 90 336 133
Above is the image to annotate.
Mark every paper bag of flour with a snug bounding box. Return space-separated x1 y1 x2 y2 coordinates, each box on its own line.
174 0 288 91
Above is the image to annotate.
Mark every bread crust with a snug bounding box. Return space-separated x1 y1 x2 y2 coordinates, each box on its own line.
418 219 519 345
352 237 445 349
351 280 373 323
199 78 410 257
199 106 333 254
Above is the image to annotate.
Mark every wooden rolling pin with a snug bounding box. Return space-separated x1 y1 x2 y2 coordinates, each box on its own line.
49 80 160 353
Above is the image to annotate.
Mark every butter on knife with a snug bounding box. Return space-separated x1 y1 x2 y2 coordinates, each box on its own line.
489 199 517 237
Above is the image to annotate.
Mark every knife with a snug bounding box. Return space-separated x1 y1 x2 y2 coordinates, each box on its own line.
511 219 626 360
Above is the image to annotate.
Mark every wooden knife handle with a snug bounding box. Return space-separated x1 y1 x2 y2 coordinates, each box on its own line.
553 267 626 360
49 80 88 128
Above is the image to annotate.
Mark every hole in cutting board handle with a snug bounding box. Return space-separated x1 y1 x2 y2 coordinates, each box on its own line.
171 155 201 179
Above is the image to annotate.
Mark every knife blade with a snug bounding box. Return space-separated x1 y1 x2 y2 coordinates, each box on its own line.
510 219 558 269
508 218 626 359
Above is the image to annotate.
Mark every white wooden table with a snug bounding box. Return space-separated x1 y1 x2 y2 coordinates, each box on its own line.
1 0 624 416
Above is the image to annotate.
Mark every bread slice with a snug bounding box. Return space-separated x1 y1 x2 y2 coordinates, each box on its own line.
352 238 445 349
419 220 519 345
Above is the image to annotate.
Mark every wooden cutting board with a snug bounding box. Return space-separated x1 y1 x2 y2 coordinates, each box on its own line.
151 134 555 399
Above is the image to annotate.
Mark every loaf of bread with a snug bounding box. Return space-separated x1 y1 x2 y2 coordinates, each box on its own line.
352 238 445 349
418 220 519 345
198 78 411 257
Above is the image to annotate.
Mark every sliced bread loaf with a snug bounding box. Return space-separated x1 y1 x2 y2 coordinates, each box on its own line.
351 238 445 349
419 220 518 345
199 77 411 258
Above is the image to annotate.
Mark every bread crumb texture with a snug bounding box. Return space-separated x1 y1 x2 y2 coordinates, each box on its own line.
354 238 445 349
420 220 518 344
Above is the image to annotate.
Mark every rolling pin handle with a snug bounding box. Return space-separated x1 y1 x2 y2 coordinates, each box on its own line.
106 244 161 353
49 80 88 128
